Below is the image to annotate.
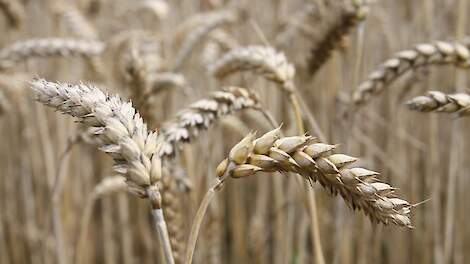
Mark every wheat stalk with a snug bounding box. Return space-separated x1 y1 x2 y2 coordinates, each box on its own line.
352 40 470 107
406 90 470 116
0 38 105 71
29 79 174 264
185 128 413 263
157 86 269 158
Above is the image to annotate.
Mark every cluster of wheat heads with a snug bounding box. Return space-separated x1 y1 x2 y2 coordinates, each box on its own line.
5 1 470 263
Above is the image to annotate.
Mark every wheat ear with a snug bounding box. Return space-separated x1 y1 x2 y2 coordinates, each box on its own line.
0 38 105 71
209 45 295 88
157 86 270 158
53 3 99 39
29 79 175 264
307 0 368 75
406 90 470 116
352 41 470 107
185 128 413 264
172 11 238 70
0 0 25 29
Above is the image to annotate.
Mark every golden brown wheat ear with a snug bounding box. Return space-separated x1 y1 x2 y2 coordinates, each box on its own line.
29 79 175 264
0 38 105 71
216 128 413 227
406 90 470 116
185 128 413 264
352 40 470 108
306 0 368 75
0 0 25 29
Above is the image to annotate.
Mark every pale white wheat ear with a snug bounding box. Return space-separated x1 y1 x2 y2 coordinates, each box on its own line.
29 79 175 264
352 40 470 108
406 90 470 116
0 38 105 71
185 128 413 264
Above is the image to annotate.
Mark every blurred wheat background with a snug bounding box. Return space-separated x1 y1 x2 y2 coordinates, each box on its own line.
1 0 469 263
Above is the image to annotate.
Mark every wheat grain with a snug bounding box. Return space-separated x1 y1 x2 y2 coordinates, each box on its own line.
157 86 263 158
352 41 470 107
406 90 470 116
0 38 105 71
306 0 368 75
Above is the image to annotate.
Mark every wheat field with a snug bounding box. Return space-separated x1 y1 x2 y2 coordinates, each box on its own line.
1 0 469 263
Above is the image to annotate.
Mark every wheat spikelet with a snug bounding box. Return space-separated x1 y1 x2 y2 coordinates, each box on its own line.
53 3 98 39
0 0 25 29
172 11 238 70
306 0 368 75
209 46 296 90
0 38 105 71
157 86 262 158
406 90 470 116
216 128 413 227
352 41 470 107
